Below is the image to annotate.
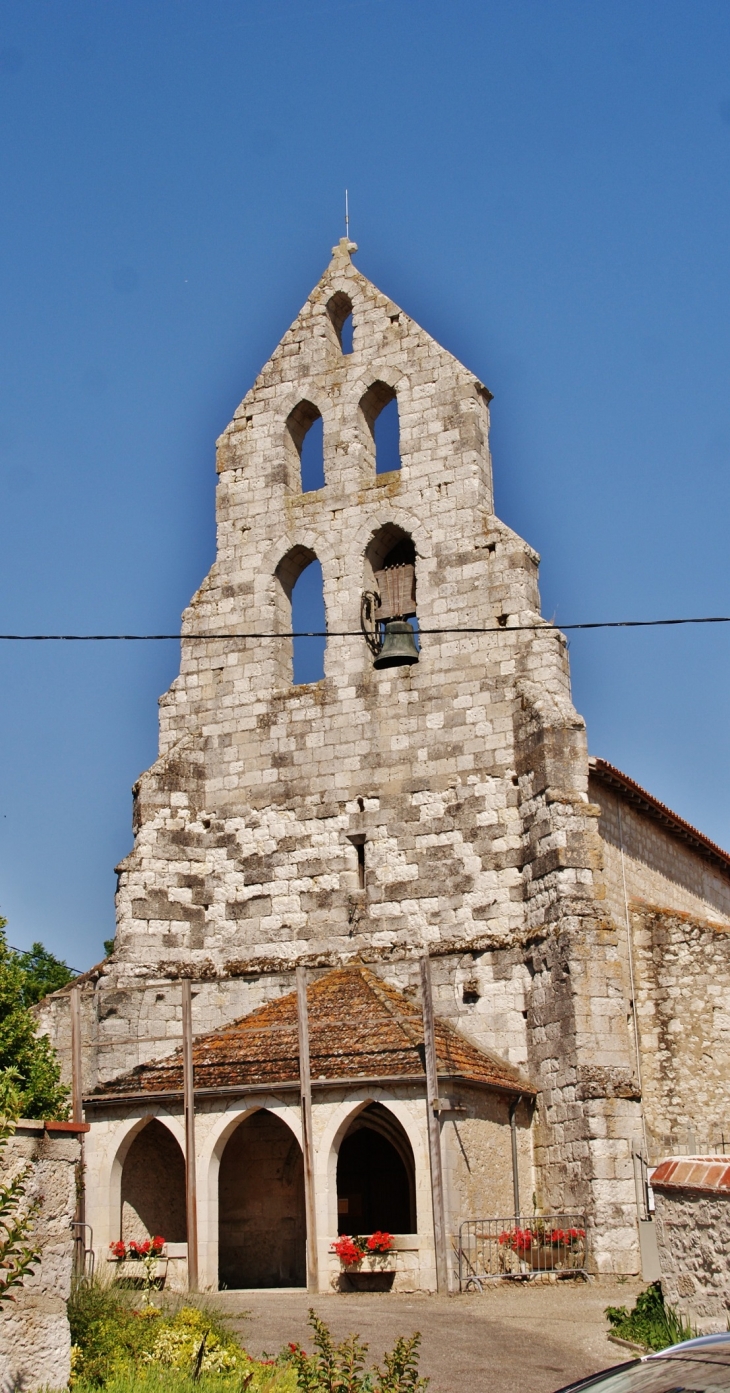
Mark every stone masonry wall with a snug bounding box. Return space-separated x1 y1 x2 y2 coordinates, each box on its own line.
0 1124 80 1393
631 907 730 1151
590 777 730 926
652 1173 730 1332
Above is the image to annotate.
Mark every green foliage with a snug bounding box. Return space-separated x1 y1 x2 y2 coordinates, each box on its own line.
0 919 69 1119
103 939 116 959
68 1277 295 1392
0 1087 41 1303
286 1310 428 1393
11 939 75 1005
606 1281 697 1352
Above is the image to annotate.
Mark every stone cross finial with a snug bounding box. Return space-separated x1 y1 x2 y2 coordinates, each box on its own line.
330 236 358 268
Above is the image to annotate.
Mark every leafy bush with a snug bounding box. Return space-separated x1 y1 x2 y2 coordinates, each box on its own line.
605 1281 697 1352
286 1309 428 1393
0 1083 40 1303
0 921 69 1118
68 1276 295 1391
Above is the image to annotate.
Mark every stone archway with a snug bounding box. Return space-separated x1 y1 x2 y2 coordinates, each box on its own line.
218 1110 305 1289
120 1118 187 1243
337 1102 416 1234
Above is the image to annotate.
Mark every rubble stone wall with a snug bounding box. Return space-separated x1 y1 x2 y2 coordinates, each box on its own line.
0 1125 79 1393
631 907 730 1150
653 1180 730 1332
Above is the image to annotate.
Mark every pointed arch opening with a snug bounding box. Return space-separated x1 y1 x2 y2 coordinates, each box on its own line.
286 399 324 492
218 1110 305 1289
275 545 326 685
362 526 419 669
359 382 401 475
120 1118 187 1244
336 1102 416 1234
327 291 354 355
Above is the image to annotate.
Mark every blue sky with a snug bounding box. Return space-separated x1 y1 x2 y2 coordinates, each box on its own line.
1 0 730 969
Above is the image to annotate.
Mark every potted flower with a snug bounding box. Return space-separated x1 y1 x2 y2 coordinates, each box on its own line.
331 1232 395 1291
108 1236 167 1296
498 1224 585 1272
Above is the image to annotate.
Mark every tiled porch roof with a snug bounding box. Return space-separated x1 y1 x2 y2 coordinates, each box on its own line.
87 965 535 1103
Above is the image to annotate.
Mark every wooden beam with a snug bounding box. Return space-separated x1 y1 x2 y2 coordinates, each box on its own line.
419 954 449 1292
181 980 199 1291
296 964 319 1293
70 985 83 1123
69 985 86 1276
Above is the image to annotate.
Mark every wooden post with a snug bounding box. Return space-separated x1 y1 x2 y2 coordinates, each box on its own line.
182 980 199 1291
419 954 449 1293
70 985 86 1276
70 985 83 1122
296 965 319 1293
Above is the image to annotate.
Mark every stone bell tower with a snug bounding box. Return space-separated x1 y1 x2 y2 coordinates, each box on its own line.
55 239 644 1271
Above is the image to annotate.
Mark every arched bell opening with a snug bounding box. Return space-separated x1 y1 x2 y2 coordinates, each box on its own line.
336 1102 416 1235
286 399 325 492
120 1118 187 1244
275 545 326 685
327 291 354 355
359 381 401 475
218 1110 306 1290
361 525 419 670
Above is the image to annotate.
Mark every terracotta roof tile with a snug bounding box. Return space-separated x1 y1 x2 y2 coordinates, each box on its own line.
652 1156 730 1194
88 965 534 1102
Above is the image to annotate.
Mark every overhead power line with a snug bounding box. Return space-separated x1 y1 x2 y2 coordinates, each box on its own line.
0 617 728 641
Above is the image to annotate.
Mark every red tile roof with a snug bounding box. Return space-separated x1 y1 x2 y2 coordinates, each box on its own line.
87 965 534 1103
651 1156 730 1195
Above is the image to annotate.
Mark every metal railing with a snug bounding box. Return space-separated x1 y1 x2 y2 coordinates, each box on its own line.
457 1213 589 1290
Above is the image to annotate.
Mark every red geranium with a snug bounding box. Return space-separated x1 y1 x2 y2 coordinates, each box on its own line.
331 1236 363 1266
109 1240 126 1260
366 1231 394 1253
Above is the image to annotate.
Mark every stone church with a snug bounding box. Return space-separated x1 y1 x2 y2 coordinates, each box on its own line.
39 238 730 1293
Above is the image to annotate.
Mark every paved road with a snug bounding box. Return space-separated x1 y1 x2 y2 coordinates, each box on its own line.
213 1280 643 1393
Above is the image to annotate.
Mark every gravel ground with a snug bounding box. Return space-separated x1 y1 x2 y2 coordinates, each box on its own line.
213 1279 644 1393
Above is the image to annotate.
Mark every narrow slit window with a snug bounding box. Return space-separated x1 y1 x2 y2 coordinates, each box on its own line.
356 841 365 889
291 557 326 684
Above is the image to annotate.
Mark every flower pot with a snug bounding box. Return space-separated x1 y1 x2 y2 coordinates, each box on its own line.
529 1243 582 1272
341 1270 396 1292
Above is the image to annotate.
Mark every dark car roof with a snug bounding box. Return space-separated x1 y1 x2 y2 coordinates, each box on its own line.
553 1337 730 1393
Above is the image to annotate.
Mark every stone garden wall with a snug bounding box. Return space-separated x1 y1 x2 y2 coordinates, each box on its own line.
652 1156 730 1332
0 1122 83 1393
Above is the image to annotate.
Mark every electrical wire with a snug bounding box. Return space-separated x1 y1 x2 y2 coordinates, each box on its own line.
0 617 728 640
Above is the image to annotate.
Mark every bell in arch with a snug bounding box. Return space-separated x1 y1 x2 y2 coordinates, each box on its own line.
373 620 419 669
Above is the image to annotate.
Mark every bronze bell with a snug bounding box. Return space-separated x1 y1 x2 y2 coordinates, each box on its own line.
373 620 419 669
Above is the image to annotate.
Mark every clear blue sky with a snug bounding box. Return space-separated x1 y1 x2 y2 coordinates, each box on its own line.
1 0 730 970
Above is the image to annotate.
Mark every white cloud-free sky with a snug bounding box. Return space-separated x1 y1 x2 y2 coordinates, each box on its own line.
1 0 730 968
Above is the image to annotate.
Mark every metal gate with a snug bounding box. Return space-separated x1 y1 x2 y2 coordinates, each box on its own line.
457 1213 589 1289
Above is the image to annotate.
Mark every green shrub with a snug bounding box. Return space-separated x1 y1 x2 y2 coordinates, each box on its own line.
68 1277 294 1390
286 1309 428 1393
605 1282 697 1352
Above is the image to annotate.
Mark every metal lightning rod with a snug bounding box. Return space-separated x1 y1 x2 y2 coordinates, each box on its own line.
345 188 350 241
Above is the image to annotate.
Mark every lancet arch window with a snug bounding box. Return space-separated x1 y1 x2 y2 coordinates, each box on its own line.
286 399 325 492
275 545 326 685
327 291 354 355
336 1102 416 1234
359 381 401 475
